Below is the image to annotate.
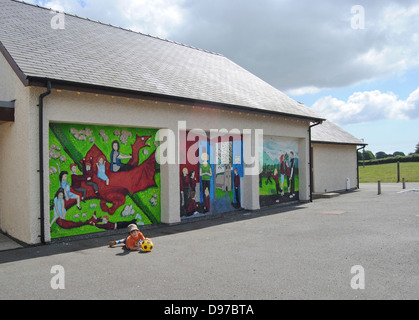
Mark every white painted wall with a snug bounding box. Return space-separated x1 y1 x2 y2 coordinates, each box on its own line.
0 54 37 243
312 143 358 193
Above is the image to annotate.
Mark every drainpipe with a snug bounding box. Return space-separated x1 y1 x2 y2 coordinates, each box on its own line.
38 80 52 244
308 121 322 202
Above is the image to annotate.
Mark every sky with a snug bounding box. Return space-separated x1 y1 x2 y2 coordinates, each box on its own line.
28 0 419 155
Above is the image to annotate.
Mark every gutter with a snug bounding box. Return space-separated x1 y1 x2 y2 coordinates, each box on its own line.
27 77 325 124
38 80 52 244
308 120 323 202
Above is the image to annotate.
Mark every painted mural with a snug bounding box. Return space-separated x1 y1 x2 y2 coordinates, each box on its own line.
49 123 161 239
259 136 299 206
179 131 243 218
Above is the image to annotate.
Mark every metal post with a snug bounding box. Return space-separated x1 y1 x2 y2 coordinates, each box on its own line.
378 180 381 195
397 161 400 183
402 178 406 189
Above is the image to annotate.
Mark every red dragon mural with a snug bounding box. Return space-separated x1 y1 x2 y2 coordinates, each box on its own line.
65 135 157 215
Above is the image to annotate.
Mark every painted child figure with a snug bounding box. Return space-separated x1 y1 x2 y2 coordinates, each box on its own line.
58 169 82 210
109 224 148 251
289 151 296 199
52 188 66 223
96 157 110 185
83 157 100 196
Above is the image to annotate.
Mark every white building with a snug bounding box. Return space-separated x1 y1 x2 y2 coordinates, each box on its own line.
311 120 367 194
0 0 331 245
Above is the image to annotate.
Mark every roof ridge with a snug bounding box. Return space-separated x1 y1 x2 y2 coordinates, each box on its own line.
10 0 224 57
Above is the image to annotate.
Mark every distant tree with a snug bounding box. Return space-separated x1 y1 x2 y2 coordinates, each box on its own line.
415 142 419 154
363 150 375 160
393 151 405 157
375 151 388 159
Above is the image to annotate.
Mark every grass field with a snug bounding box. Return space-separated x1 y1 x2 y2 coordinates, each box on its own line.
359 162 419 183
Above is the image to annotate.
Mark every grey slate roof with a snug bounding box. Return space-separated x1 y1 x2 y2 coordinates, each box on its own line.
311 120 367 146
0 0 324 121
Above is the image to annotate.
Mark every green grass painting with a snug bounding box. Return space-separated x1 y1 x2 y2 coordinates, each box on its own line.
259 176 299 196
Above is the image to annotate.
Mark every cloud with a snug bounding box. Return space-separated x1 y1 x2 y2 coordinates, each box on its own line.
311 87 419 125
36 0 70 12
406 87 419 119
116 0 186 38
29 0 419 93
169 0 419 92
286 86 322 96
31 0 186 38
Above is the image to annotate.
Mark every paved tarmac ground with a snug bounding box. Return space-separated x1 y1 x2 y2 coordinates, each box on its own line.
0 183 418 300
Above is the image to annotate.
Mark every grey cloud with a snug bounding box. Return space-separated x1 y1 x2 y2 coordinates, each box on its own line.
168 0 419 91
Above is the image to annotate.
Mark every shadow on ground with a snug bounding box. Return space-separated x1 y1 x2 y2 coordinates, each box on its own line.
0 201 307 265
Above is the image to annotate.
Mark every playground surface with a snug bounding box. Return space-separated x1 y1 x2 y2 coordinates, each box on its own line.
0 183 418 300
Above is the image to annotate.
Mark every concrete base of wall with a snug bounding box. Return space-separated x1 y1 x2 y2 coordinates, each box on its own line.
312 187 359 199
